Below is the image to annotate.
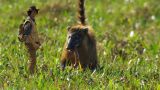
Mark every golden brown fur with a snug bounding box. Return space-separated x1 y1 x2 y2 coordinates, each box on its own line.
60 0 98 70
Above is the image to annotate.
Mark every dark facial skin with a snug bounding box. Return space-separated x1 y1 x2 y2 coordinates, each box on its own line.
66 27 88 51
66 31 82 50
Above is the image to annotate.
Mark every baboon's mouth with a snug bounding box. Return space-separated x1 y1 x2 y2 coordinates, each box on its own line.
67 47 77 52
67 49 73 52
66 45 78 52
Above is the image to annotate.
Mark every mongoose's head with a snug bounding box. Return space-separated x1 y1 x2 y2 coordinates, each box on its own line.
66 25 88 51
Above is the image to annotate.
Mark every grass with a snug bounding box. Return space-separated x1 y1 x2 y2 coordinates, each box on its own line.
0 0 160 89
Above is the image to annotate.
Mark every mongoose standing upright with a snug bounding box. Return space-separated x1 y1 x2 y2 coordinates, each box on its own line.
18 6 41 74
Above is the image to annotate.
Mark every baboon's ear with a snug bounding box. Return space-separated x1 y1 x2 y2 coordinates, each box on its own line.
67 26 71 31
82 27 88 33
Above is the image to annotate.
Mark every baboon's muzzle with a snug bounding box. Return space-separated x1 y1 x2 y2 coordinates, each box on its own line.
66 38 75 51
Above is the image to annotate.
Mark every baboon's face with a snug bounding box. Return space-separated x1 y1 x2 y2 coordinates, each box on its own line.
66 26 88 51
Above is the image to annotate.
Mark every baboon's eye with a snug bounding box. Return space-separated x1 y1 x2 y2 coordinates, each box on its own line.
75 35 79 39
68 34 72 38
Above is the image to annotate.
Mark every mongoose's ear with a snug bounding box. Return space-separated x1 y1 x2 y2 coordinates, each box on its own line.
67 26 71 31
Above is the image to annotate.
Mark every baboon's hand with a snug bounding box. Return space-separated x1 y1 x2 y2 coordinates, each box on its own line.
60 63 65 71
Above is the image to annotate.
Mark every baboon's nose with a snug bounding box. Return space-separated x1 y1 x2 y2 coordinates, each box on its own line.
66 46 69 50
66 46 73 52
66 47 71 51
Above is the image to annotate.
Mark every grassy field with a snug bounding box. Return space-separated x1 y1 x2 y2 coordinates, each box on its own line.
0 0 160 89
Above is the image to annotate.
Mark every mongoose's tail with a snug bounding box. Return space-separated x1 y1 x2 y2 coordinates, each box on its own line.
78 0 86 25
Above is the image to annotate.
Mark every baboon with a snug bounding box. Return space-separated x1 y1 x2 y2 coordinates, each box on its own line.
60 0 98 70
